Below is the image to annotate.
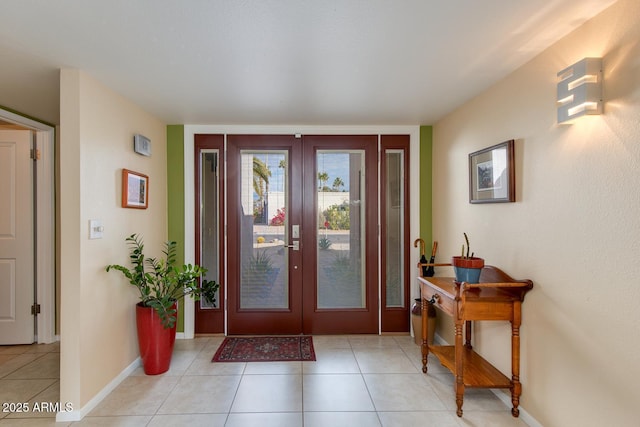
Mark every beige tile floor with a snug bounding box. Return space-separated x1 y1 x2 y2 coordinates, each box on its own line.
0 336 530 426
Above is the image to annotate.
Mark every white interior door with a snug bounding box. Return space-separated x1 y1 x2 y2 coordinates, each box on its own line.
0 130 34 344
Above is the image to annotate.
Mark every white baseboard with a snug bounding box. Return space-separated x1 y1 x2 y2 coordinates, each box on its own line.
37 334 58 345
56 357 141 422
57 335 186 421
433 332 445 345
490 389 543 427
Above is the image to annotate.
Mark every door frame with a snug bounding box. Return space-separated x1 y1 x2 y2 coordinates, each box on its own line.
182 125 420 337
0 107 56 344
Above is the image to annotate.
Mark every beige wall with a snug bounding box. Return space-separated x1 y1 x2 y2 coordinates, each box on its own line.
431 1 640 426
59 69 167 410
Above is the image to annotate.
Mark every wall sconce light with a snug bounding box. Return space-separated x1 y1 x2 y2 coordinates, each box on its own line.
557 57 603 124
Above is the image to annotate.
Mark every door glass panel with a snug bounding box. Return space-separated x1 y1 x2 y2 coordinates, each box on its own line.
385 150 404 308
240 151 288 309
200 151 220 308
316 150 365 309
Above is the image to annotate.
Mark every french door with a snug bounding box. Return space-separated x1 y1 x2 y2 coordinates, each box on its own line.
226 134 378 335
226 135 304 334
195 133 409 335
300 135 378 334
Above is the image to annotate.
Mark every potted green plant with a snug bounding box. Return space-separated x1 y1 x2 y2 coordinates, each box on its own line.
106 234 219 375
451 232 484 284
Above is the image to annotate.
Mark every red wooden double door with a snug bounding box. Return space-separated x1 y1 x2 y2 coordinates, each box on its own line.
194 134 409 335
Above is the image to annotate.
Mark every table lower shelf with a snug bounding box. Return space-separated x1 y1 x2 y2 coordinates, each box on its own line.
429 345 512 389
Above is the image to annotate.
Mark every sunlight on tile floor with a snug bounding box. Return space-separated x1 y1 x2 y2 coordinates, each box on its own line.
0 336 531 426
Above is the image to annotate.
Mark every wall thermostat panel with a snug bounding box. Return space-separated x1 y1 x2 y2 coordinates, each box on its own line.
133 134 151 156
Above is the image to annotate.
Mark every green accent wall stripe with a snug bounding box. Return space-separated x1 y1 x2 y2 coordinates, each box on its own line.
419 126 433 248
167 125 186 331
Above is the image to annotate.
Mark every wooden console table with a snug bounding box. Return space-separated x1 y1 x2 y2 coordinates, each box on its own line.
418 266 533 417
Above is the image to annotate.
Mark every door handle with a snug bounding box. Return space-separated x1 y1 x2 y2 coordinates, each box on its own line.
285 241 300 251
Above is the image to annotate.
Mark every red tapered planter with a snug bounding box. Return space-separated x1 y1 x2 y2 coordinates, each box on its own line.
135 302 176 375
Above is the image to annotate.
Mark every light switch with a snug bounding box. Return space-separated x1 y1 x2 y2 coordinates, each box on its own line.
89 219 104 239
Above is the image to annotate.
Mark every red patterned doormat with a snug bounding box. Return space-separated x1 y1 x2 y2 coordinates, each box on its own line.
212 336 316 362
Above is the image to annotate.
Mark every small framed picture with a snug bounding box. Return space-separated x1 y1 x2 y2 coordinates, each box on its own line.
122 169 149 209
469 140 515 203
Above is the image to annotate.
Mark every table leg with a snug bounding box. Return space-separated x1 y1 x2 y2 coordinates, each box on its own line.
421 298 429 373
511 302 522 417
464 320 472 349
455 322 464 417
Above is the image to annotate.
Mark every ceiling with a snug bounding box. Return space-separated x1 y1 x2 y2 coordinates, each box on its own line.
0 0 616 126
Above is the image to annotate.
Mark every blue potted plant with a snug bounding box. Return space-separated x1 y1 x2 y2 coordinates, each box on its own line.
451 233 484 284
